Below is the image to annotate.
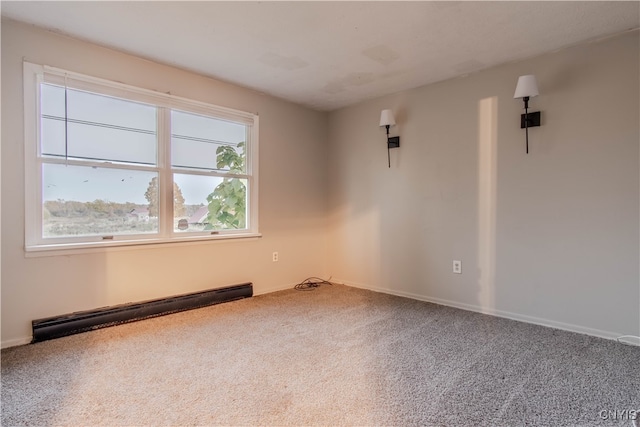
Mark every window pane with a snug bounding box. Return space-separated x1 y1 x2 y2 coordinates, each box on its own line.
171 110 247 172
40 84 157 166
42 163 158 238
173 173 247 232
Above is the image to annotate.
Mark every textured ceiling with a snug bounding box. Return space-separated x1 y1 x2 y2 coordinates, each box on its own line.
2 1 639 111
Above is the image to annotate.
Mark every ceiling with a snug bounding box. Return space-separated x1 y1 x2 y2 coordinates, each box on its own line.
2 1 638 111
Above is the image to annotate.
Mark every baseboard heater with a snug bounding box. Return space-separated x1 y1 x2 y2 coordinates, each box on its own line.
31 283 252 343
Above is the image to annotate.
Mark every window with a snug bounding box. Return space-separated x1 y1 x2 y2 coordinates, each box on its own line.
24 62 259 251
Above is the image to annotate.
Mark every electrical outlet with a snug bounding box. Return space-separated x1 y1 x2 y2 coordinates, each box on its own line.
453 260 462 274
272 252 279 262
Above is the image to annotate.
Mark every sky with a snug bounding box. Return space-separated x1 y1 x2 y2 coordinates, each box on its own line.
41 84 246 205
43 165 228 205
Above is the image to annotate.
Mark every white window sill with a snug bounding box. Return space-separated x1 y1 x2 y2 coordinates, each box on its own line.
25 232 262 257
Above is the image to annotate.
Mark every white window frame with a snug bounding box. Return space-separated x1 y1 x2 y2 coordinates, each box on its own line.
24 62 260 253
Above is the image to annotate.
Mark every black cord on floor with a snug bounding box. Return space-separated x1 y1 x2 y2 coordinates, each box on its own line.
294 276 334 291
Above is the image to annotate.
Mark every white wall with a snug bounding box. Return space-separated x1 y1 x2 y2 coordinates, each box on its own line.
1 19 328 347
326 31 639 339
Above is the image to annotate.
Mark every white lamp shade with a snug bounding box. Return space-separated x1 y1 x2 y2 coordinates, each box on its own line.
379 109 396 127
513 75 539 99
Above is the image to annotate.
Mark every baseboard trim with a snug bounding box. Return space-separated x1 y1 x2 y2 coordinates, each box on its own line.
1 337 32 349
338 279 623 341
253 282 296 296
5 280 625 348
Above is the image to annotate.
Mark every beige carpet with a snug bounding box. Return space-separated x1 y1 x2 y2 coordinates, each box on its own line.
2 284 639 426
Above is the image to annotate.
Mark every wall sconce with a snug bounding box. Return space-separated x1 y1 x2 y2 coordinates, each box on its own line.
379 109 400 168
513 74 541 154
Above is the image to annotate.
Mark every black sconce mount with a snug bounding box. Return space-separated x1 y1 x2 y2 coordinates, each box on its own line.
520 96 541 154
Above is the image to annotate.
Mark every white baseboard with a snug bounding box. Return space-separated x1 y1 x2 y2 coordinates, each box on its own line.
250 281 297 296
1 336 32 349
3 281 630 349
337 279 625 342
